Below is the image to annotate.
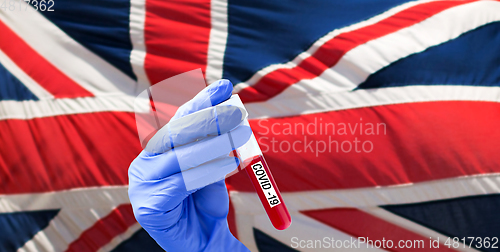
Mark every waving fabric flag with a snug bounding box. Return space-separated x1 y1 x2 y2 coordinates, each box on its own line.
1 0 500 251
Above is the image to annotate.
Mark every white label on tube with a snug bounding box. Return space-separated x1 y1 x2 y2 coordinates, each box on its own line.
251 161 281 208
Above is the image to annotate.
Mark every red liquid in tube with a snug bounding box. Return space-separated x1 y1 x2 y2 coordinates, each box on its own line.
243 155 291 230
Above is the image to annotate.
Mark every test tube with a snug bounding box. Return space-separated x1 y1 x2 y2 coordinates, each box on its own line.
227 95 292 230
240 136 291 230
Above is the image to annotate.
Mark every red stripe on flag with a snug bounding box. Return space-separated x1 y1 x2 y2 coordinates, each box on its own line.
65 204 137 252
0 112 141 194
226 101 500 192
0 21 94 98
237 0 476 103
302 208 458 251
144 0 212 84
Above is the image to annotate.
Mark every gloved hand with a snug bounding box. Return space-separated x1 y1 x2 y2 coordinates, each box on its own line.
128 79 250 252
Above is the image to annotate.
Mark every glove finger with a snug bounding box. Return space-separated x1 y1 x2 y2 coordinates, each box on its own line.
145 104 246 154
175 124 251 171
181 155 238 191
128 172 190 230
129 157 238 229
192 180 230 218
129 150 180 181
172 79 233 120
132 124 251 183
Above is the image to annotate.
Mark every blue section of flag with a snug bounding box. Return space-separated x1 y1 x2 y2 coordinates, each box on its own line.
0 63 38 101
223 0 411 84
254 228 299 252
0 210 59 251
382 194 500 252
359 21 500 89
111 228 163 252
35 0 136 81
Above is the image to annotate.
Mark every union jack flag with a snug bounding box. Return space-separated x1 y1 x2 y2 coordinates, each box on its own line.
1 0 499 251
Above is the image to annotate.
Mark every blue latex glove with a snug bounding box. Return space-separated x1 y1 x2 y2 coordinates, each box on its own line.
128 79 250 252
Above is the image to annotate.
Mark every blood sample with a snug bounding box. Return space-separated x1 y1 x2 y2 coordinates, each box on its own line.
242 155 291 230
220 94 291 230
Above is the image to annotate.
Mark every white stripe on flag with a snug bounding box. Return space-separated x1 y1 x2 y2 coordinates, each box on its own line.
362 208 481 252
129 0 151 89
0 49 53 100
0 1 141 97
206 0 230 84
254 213 385 252
17 207 118 252
232 0 439 93
231 174 500 251
0 95 149 120
280 0 500 97
0 186 129 213
230 173 500 214
245 85 500 119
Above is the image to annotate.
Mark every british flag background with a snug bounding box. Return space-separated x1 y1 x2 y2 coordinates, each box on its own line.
1 0 500 251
